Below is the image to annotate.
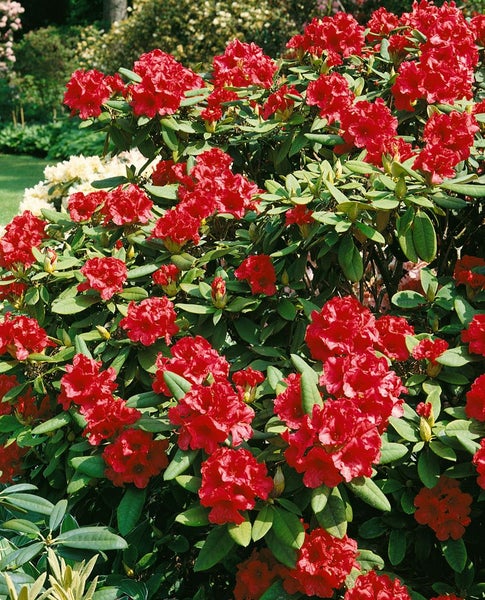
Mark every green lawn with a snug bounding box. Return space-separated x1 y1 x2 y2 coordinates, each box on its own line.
0 153 53 226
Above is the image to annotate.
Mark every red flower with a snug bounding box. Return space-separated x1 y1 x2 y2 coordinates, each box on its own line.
233 548 288 600
284 399 382 488
305 72 354 123
235 254 277 296
211 39 277 89
151 159 192 187
0 313 53 361
232 367 264 403
461 314 485 356
376 314 414 361
453 255 485 291
153 335 230 396
262 84 301 120
285 204 314 227
81 397 141 446
211 276 227 309
414 476 472 541
64 69 125 119
0 374 18 415
344 570 411 600
168 380 254 453
101 184 153 226
151 206 202 251
305 295 379 362
0 441 27 483
78 256 128 300
0 279 28 303
473 439 485 489
58 353 118 410
152 264 180 287
287 13 365 66
0 211 47 268
416 401 433 420
103 428 169 488
199 446 273 524
274 373 305 429
120 296 178 346
471 13 485 46
430 595 464 600
68 190 107 222
129 50 204 118
366 7 400 41
412 337 449 364
283 528 358 597
200 86 239 122
465 374 485 422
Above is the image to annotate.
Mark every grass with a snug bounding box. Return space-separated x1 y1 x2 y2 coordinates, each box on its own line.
0 153 53 226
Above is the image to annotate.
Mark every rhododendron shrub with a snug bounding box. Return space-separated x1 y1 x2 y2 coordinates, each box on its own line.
0 2 484 599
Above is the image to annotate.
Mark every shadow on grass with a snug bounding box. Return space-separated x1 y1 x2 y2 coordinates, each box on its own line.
0 153 53 226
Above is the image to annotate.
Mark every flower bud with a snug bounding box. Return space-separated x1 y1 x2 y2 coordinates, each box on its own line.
270 465 285 498
211 276 227 309
96 325 111 340
43 248 57 274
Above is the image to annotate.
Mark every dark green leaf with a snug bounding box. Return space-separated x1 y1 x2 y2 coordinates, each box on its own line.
117 487 147 535
194 526 235 571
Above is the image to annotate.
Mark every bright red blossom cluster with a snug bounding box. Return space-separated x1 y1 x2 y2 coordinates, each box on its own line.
414 475 472 540
234 254 277 296
63 69 125 119
120 296 178 346
0 211 47 269
461 314 485 356
198 446 273 524
77 256 128 300
344 570 411 600
453 255 485 291
0 313 53 360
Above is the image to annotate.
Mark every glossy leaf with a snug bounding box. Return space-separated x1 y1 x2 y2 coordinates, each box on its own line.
194 526 235 571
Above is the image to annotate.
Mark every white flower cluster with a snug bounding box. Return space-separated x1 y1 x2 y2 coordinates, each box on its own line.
19 150 155 216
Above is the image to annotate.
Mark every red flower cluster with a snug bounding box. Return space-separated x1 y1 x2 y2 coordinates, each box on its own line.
120 296 179 346
283 528 358 597
233 548 288 600
103 428 169 488
283 398 383 488
234 254 277 296
63 69 125 119
287 13 365 66
454 255 485 291
306 72 354 124
366 7 400 42
0 441 27 483
375 314 414 361
68 190 107 222
465 374 485 422
198 446 273 524
339 98 413 166
168 380 254 453
77 256 128 300
211 39 277 89
58 353 140 445
153 335 230 396
344 570 411 600
129 49 204 118
412 337 449 364
151 149 259 250
101 184 153 226
430 596 464 600
392 1 478 110
232 367 265 403
0 374 52 424
262 84 301 120
473 439 485 489
414 111 479 184
0 313 53 360
461 314 485 356
0 211 47 269
414 476 472 541
0 279 27 303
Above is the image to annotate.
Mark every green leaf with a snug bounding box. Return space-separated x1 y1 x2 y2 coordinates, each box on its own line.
70 455 106 479
346 477 391 512
379 442 409 464
176 303 215 314
441 538 467 573
264 528 297 568
31 412 72 435
389 417 420 442
175 505 210 527
260 580 295 600
3 492 54 515
417 450 441 488
277 299 297 321
2 518 41 536
228 519 252 547
117 287 148 301
311 485 331 514
388 529 407 566
338 235 363 282
315 488 348 538
51 295 99 314
163 448 198 480
436 346 474 367
56 526 128 550
357 548 385 571
194 526 235 571
429 441 456 462
0 542 44 570
49 499 68 532
252 505 274 542
440 182 485 197
163 371 192 400
175 475 202 493
412 210 437 262
391 290 427 309
117 487 147 535
353 221 385 244
272 508 305 550
290 354 318 384
300 370 323 415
